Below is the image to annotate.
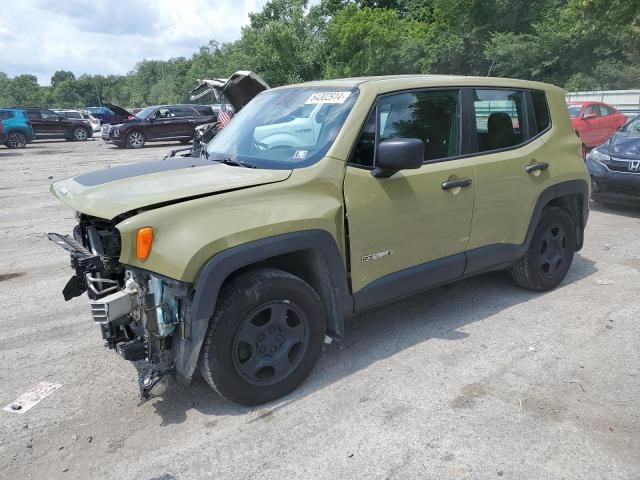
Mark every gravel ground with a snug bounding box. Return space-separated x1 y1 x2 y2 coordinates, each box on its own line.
0 138 639 480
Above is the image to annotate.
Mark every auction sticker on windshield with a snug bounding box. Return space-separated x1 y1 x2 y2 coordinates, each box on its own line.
305 91 351 104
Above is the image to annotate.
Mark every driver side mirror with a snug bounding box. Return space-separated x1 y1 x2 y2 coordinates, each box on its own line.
147 116 155 123
57 116 64 121
372 138 424 178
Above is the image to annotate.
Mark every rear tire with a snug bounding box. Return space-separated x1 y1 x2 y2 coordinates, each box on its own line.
71 127 89 141
5 131 27 148
511 206 576 291
200 268 326 406
126 130 145 148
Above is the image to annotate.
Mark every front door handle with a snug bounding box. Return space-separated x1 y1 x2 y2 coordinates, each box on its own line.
441 178 472 190
526 162 549 173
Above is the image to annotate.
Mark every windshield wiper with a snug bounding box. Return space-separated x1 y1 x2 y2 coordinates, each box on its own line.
213 157 257 169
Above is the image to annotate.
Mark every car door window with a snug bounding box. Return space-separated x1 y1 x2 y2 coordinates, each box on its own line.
473 89 526 152
26 110 42 120
154 108 171 119
597 105 613 117
170 106 197 118
583 105 599 117
351 90 461 166
41 110 60 120
531 90 551 134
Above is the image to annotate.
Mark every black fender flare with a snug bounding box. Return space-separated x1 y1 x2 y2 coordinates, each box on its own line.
174 229 352 383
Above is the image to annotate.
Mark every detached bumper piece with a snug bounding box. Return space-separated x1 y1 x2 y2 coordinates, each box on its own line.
46 232 122 301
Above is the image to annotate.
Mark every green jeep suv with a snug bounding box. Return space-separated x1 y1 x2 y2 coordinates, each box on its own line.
48 75 589 405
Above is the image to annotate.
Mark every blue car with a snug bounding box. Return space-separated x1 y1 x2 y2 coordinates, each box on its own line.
0 108 35 148
586 115 640 206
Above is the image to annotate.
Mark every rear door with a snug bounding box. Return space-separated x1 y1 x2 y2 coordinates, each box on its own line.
465 88 554 271
344 88 476 307
169 106 199 137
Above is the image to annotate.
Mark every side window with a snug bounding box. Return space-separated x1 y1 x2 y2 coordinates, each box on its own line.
598 105 613 117
350 90 461 166
41 110 60 120
378 90 460 161
531 90 551 134
171 106 197 118
473 89 525 152
194 105 214 116
154 108 171 119
583 105 599 117
25 110 41 120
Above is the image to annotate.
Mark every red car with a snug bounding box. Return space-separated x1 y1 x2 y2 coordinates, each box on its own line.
568 101 627 152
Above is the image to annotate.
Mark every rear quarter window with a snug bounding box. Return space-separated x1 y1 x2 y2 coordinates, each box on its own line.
531 90 551 134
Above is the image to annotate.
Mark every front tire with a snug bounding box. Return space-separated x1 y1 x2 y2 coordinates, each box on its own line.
511 206 576 291
200 268 326 406
5 131 27 148
126 130 145 148
71 127 89 141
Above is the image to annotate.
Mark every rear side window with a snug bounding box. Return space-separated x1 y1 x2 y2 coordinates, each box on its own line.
473 89 525 152
171 106 197 118
598 105 614 116
194 105 214 116
531 90 550 134
61 112 82 119
0 111 14 120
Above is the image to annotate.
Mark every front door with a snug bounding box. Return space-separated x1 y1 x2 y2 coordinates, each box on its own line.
343 89 475 308
147 107 174 139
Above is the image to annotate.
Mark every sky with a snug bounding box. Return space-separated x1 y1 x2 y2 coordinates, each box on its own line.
0 0 269 85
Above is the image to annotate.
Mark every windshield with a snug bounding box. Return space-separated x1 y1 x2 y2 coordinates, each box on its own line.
206 86 359 169
567 105 582 118
620 115 640 134
135 106 156 120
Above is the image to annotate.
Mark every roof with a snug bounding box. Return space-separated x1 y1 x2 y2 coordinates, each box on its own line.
272 74 560 94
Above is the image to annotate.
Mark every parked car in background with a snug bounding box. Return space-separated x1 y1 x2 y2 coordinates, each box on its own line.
184 71 269 156
568 101 627 154
86 103 133 125
0 108 35 148
102 104 215 148
586 114 640 206
54 109 101 132
23 108 93 142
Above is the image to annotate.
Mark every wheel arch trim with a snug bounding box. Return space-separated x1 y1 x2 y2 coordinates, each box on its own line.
174 229 352 382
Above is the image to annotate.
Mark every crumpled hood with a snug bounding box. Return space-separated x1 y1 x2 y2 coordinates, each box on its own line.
189 71 269 111
604 131 640 159
51 157 291 220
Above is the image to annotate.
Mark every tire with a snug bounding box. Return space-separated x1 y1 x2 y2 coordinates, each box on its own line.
71 127 89 141
5 131 27 148
126 130 145 149
200 268 326 406
511 206 576 291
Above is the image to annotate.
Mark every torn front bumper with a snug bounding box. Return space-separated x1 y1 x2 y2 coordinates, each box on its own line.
47 230 192 399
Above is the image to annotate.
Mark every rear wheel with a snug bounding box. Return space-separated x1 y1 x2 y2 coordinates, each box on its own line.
71 127 89 141
126 130 145 148
511 206 576 291
5 131 27 148
200 268 325 406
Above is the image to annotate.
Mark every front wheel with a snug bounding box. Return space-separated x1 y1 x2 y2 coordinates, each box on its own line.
200 268 326 406
126 130 145 148
511 206 576 291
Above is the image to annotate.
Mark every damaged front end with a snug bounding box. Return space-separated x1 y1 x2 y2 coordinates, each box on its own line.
47 216 191 400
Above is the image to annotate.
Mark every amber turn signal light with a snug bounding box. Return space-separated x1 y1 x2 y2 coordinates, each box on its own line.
136 227 153 260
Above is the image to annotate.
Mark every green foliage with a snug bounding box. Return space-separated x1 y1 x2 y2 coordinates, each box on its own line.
1 0 639 109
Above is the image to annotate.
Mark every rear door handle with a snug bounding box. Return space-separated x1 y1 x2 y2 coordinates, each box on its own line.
441 178 472 190
526 162 549 173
